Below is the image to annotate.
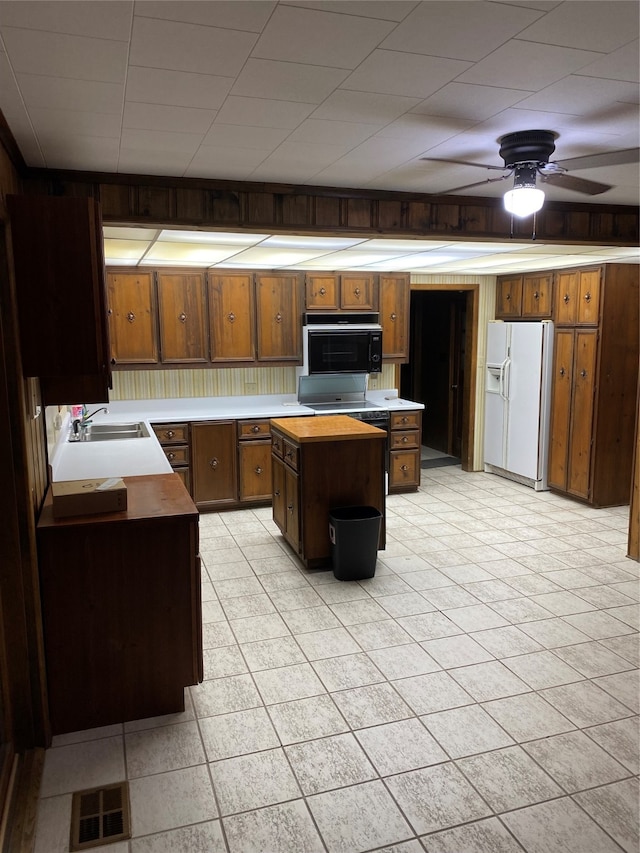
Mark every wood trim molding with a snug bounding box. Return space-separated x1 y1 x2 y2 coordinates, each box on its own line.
21 168 639 247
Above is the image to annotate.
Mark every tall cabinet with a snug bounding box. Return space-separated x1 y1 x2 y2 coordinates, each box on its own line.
548 264 639 507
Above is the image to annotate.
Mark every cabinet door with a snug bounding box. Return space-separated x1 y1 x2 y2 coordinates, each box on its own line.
495 276 522 318
157 272 208 363
554 270 579 325
341 274 376 310
191 421 237 508
379 274 409 360
208 273 255 362
577 268 601 325
255 274 301 361
548 329 574 492
567 330 597 500
7 194 111 401
389 449 420 491
284 466 300 553
522 274 553 318
272 455 286 533
239 440 272 503
305 274 339 311
107 271 158 364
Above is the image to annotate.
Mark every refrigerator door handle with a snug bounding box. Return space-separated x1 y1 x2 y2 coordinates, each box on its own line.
499 357 511 401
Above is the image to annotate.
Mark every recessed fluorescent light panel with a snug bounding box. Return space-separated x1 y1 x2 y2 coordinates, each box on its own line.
158 230 268 245
143 242 244 263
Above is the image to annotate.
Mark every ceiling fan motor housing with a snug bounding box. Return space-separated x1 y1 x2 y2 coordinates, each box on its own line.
498 130 556 167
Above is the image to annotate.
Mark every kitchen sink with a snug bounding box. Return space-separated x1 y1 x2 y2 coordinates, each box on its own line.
68 422 150 442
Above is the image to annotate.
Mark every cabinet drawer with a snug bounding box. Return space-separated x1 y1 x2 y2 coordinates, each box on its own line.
272 432 284 459
390 411 421 431
163 445 189 466
283 439 299 471
238 419 271 440
153 423 189 444
389 449 420 489
390 430 419 450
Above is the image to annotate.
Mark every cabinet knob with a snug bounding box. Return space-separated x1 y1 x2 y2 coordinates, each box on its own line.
287 504 294 514
165 430 175 439
559 367 566 377
251 424 261 433
255 466 263 475
275 312 283 323
354 287 361 296
319 287 326 296
580 369 588 378
390 312 397 320
127 311 136 323
178 312 187 323
505 293 511 301
584 291 592 303
167 452 175 461
274 489 280 497
401 416 408 424
563 293 570 303
227 312 236 323
209 457 219 469
401 465 409 472
402 436 408 443
533 291 539 300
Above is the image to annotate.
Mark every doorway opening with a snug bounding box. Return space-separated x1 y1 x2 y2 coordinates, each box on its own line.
400 286 477 471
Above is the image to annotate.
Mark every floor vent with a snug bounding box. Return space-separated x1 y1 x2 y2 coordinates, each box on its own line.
70 782 131 851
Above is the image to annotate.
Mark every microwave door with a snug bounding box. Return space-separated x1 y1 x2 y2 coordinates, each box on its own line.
308 331 370 373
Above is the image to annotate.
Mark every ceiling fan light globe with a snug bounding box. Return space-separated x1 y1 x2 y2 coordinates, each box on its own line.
504 186 545 217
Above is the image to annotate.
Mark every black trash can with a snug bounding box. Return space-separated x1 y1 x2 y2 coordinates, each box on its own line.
329 506 382 581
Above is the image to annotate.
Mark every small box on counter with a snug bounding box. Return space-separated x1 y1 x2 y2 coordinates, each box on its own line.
51 477 128 518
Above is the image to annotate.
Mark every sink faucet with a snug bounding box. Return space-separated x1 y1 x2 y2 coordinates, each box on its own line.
72 406 109 438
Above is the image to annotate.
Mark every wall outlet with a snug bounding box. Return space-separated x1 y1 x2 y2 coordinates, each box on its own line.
245 382 258 395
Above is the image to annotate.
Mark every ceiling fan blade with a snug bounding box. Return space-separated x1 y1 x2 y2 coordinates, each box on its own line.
434 174 512 195
553 147 639 171
420 156 506 171
540 172 612 195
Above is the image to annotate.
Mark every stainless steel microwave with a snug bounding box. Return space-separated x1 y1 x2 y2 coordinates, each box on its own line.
301 312 383 375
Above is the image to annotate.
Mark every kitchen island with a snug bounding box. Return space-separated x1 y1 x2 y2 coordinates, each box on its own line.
270 415 387 569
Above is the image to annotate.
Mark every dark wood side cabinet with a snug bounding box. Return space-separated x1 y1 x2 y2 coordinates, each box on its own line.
271 415 386 568
191 420 237 510
37 474 202 735
7 194 111 404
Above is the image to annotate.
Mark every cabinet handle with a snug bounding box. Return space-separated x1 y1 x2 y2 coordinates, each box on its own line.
401 465 409 472
354 287 361 296
227 312 235 323
401 416 409 424
274 489 280 497
584 291 592 303
390 312 397 320
275 312 283 323
580 369 588 378
563 293 570 303
255 466 263 475
164 430 175 439
401 436 408 443
285 450 294 460
319 287 326 296
505 293 511 301
251 425 261 433
167 452 176 461
533 291 539 300
209 457 219 469
126 311 136 323
559 367 566 377
287 504 294 514
178 312 187 323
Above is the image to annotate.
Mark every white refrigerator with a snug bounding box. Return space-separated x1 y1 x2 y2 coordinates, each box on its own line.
484 320 554 490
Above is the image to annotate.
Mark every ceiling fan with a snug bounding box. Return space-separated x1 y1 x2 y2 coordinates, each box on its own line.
421 130 640 216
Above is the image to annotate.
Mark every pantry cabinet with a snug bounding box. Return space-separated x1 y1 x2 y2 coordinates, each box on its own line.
208 272 255 362
255 273 302 362
548 264 638 506
107 271 158 364
379 273 410 360
157 271 208 363
191 421 237 510
8 194 111 404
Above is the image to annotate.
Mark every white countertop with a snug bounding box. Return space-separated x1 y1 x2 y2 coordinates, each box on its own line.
51 390 424 482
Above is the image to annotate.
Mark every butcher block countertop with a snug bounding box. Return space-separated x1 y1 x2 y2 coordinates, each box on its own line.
270 415 387 443
38 474 198 529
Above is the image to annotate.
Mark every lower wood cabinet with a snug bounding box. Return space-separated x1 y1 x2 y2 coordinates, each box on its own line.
191 421 237 510
271 454 300 553
152 422 190 492
37 474 202 735
389 410 421 492
238 418 272 503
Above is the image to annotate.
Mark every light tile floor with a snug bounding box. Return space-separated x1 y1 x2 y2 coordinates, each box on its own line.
34 468 639 853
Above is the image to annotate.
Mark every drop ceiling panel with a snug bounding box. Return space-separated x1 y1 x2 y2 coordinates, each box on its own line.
516 1 639 52
412 83 533 122
117 149 194 177
341 51 472 98
123 103 217 134
185 146 272 179
29 107 120 138
135 0 276 31
379 1 543 61
578 39 640 83
44 136 120 171
516 77 640 115
281 1 416 22
129 17 258 77
231 59 349 103
16 73 123 114
252 5 396 68
125 67 233 110
120 127 204 155
215 97 315 129
201 123 289 150
457 41 602 90
287 119 378 147
0 0 133 40
2 28 128 82
311 90 421 125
